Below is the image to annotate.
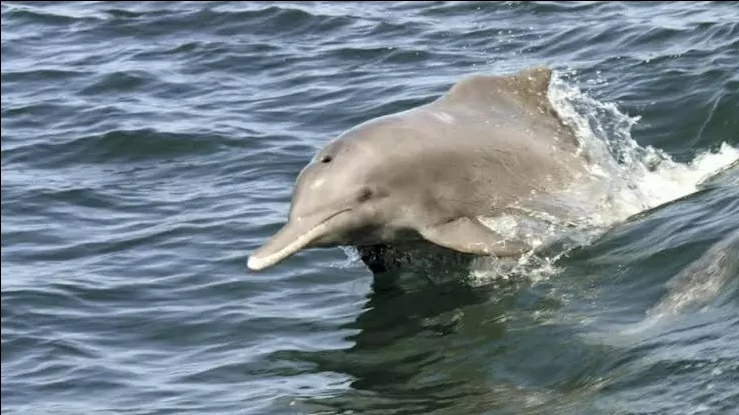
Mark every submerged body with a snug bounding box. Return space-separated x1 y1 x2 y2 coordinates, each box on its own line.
248 66 594 272
648 229 739 318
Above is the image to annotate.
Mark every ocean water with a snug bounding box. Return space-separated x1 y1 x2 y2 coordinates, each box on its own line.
2 1 738 414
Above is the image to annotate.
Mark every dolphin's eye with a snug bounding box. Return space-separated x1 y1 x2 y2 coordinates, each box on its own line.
357 187 373 202
320 155 332 163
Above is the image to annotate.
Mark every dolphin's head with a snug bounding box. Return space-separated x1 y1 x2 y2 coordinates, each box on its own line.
247 132 403 271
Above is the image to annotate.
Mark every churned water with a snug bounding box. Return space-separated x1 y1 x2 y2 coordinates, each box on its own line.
2 2 738 414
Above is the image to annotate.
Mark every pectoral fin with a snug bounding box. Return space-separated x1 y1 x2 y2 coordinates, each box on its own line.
419 217 531 257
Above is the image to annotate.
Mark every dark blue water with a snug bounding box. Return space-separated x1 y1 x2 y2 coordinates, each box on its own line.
2 2 738 414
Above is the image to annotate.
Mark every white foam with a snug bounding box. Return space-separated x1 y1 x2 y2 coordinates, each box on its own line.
549 71 738 220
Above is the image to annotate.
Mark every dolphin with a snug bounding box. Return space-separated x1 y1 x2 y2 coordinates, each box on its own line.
247 65 593 272
647 228 739 319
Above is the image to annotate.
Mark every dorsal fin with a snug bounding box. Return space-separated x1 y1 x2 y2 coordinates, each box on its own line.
435 65 580 150
441 65 555 115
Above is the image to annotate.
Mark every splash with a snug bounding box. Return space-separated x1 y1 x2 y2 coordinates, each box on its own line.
468 69 739 285
548 70 738 223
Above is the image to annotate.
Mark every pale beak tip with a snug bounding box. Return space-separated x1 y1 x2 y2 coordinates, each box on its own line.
247 256 266 272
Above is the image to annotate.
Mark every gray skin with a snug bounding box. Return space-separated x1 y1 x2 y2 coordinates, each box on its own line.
247 65 593 272
647 228 739 318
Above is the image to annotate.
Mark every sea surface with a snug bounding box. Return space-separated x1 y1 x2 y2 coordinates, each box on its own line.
2 2 739 414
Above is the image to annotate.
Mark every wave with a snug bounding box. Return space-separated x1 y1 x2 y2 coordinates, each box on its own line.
3 128 232 167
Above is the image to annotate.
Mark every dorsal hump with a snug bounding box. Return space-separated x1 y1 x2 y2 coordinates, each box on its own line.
441 65 556 115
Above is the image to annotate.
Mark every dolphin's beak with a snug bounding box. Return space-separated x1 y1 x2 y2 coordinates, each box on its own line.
247 209 351 271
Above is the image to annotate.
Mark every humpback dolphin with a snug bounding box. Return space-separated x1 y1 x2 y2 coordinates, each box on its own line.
248 65 593 271
647 228 739 318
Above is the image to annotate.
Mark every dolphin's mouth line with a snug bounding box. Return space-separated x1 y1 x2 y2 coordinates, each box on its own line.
247 208 353 271
300 207 353 241
303 207 353 241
